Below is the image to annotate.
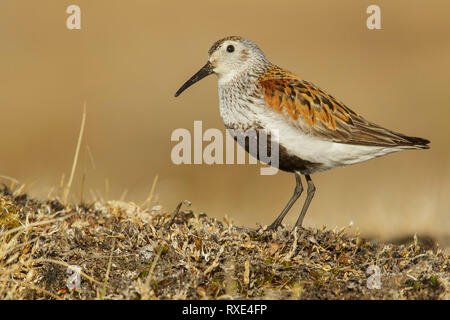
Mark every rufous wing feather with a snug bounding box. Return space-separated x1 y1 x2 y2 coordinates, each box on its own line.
258 65 430 148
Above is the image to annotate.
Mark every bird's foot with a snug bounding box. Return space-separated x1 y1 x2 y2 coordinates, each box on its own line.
264 223 280 232
265 222 282 232
291 225 306 233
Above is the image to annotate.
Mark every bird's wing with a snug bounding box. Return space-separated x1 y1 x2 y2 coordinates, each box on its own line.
257 65 429 148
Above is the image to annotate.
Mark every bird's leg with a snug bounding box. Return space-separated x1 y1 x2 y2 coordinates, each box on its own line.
294 175 316 229
267 172 303 231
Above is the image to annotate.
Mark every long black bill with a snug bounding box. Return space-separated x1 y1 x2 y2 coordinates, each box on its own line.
174 61 213 97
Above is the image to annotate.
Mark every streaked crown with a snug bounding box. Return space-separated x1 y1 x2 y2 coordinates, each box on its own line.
207 36 270 83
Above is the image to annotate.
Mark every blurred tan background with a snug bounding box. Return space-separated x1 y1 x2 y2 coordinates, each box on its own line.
1 1 449 243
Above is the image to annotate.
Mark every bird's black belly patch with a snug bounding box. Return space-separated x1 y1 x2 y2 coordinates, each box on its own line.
226 125 321 174
277 144 321 173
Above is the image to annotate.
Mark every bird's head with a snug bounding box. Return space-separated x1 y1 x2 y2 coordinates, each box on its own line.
174 36 268 97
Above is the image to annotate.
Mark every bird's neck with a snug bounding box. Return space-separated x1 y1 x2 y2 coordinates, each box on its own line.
217 60 271 88
217 63 271 130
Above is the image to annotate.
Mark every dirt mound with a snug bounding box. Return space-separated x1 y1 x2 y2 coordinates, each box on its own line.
0 185 448 299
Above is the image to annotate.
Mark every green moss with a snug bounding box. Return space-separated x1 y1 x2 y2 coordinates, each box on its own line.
138 270 149 278
430 275 438 287
413 282 422 290
0 198 21 230
406 280 422 291
264 257 273 264
155 245 169 256
283 261 292 270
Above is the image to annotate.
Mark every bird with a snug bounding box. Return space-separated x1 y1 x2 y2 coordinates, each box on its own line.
174 36 430 231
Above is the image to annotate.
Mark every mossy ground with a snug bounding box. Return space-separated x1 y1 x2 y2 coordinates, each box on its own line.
0 184 448 300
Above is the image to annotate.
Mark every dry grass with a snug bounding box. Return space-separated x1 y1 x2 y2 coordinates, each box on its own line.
0 183 448 300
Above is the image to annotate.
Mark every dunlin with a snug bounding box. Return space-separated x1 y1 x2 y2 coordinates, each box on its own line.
174 36 430 230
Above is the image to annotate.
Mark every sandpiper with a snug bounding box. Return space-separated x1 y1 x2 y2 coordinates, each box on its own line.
174 36 430 230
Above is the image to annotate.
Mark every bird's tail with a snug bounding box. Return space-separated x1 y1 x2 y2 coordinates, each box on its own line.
398 134 430 149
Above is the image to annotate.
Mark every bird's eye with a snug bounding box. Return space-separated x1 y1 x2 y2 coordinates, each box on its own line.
226 45 235 53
